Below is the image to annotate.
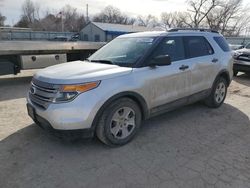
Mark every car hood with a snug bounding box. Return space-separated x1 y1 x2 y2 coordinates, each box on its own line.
34 61 132 84
235 48 250 54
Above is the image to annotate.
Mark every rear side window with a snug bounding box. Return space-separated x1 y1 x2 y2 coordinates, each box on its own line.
151 37 185 62
184 36 214 58
214 36 230 52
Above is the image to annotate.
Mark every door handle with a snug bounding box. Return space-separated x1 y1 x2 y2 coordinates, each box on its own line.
212 58 218 63
179 65 189 71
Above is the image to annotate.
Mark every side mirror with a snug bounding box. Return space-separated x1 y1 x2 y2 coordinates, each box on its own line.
149 55 171 67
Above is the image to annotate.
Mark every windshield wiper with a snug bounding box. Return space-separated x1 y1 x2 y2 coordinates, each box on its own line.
90 59 115 65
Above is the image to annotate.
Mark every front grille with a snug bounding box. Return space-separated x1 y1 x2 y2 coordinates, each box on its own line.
29 79 59 109
237 54 250 62
32 78 55 89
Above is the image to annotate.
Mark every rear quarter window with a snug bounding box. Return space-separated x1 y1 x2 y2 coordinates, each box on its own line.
214 36 230 52
184 36 214 58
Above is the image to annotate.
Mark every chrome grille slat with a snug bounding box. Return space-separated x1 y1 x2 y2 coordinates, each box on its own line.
32 78 55 89
29 78 58 109
32 85 57 98
33 93 53 102
29 93 50 109
31 83 57 93
237 54 250 62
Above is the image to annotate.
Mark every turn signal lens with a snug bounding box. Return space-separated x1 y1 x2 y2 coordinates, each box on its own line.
61 81 100 93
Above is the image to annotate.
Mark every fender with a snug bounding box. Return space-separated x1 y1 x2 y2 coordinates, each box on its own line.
91 91 149 130
214 69 231 86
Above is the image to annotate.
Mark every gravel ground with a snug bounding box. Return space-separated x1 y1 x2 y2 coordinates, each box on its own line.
0 70 250 188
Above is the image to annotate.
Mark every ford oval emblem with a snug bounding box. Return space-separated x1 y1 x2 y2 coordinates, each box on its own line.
30 87 36 94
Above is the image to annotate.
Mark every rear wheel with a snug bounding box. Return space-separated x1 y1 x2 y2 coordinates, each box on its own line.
96 98 142 146
204 77 227 108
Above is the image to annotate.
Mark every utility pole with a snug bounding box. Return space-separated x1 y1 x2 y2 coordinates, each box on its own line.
61 12 64 32
86 4 89 23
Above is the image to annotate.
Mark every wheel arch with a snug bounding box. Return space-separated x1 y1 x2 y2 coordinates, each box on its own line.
91 91 149 130
215 69 231 86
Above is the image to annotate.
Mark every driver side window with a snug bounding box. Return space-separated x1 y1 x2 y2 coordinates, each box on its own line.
151 37 185 62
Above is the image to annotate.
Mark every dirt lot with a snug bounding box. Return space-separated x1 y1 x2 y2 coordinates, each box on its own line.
0 70 250 188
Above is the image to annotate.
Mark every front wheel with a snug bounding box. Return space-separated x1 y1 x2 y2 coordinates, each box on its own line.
96 98 142 146
204 77 228 108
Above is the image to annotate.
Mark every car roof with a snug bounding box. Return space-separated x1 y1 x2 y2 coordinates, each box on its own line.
118 30 221 38
118 31 166 38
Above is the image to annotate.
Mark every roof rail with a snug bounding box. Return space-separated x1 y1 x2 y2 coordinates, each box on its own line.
168 28 219 33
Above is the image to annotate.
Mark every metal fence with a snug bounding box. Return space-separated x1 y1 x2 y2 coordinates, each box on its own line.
0 31 75 41
226 37 250 45
1 30 250 45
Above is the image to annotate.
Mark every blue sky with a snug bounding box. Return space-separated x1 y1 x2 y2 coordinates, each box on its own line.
0 0 187 25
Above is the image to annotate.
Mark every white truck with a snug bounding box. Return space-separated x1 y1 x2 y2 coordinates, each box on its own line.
0 41 105 75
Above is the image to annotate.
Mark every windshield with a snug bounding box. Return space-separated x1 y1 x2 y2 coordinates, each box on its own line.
245 43 250 49
88 37 156 67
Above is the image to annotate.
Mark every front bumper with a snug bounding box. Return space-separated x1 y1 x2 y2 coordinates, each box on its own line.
26 90 103 131
27 105 94 138
233 60 250 72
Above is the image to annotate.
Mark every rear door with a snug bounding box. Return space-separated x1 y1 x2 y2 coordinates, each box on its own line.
183 36 219 94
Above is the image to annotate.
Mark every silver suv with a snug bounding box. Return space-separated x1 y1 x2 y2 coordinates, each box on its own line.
27 29 233 146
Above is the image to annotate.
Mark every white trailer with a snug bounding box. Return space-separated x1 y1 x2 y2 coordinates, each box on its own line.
0 41 105 75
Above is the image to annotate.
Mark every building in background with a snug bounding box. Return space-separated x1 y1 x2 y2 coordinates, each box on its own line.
80 22 160 42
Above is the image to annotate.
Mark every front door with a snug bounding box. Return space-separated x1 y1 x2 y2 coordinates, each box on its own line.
134 36 192 111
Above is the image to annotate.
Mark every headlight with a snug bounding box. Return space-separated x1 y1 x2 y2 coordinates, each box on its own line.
54 91 79 102
53 81 100 102
232 51 243 59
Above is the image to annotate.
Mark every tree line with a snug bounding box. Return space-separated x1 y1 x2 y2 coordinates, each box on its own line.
0 0 249 36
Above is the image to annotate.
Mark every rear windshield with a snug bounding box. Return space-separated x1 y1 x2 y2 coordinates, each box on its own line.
214 37 230 52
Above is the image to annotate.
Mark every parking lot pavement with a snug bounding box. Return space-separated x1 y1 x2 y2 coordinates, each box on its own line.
0 70 250 188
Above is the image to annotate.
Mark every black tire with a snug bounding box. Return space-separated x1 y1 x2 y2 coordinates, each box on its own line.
233 70 238 77
96 98 142 146
204 77 228 108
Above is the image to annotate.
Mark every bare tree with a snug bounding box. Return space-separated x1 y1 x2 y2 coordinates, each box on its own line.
161 12 192 29
187 0 218 27
161 12 176 29
14 16 29 28
76 14 87 32
63 5 78 31
15 0 40 28
62 5 86 32
39 13 57 31
93 6 134 25
206 0 248 36
15 3 86 32
184 0 249 36
137 14 160 28
0 12 6 26
21 0 40 24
